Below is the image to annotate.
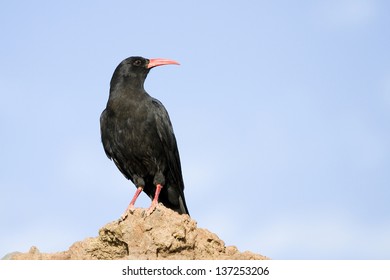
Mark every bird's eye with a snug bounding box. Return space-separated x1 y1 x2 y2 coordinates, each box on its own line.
133 59 142 66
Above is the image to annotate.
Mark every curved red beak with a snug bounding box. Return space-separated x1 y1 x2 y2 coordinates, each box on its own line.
147 58 180 69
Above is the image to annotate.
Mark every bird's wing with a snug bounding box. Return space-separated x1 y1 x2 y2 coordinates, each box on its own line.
151 99 185 191
151 98 189 214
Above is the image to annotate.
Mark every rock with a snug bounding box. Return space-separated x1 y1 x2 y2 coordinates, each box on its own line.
6 205 269 260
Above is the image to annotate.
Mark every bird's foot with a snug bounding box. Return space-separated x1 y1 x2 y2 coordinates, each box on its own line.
120 204 136 221
120 212 128 221
145 201 158 216
145 183 163 216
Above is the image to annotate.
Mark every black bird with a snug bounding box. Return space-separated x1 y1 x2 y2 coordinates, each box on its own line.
100 56 189 219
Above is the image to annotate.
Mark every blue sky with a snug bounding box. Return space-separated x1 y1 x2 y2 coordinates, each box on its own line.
1 0 390 259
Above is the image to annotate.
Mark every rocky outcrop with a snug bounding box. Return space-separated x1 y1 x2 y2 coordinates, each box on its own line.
6 205 268 260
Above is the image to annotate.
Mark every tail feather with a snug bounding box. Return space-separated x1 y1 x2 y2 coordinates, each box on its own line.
178 195 190 216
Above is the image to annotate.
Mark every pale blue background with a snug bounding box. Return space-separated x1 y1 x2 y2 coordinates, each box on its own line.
1 0 389 259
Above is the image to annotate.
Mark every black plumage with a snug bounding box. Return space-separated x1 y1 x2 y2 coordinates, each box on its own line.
100 56 189 219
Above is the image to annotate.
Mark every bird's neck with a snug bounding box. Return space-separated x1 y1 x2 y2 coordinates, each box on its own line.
109 75 147 100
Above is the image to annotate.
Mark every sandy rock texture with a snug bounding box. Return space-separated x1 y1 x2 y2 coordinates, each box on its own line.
6 205 268 260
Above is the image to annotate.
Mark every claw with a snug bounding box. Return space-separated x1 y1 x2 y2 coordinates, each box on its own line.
145 201 158 216
121 204 136 221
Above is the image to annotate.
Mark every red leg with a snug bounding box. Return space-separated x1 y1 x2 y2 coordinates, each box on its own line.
146 184 163 216
121 186 143 220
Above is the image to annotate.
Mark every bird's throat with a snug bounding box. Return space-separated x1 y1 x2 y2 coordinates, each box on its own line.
109 75 147 100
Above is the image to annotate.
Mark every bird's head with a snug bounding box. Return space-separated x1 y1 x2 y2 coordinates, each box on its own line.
110 56 180 91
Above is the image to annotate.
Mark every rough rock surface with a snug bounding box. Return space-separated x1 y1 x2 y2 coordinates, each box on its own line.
6 205 268 260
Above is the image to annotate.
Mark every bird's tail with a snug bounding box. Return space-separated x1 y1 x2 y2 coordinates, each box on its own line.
178 194 190 216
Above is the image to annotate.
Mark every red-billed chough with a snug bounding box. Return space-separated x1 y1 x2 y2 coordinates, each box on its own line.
100 56 189 219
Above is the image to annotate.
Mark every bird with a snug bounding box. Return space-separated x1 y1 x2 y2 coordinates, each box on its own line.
100 56 189 220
